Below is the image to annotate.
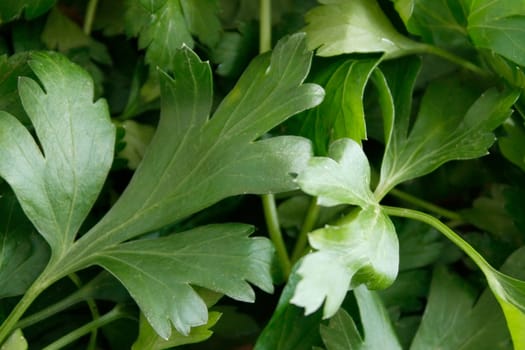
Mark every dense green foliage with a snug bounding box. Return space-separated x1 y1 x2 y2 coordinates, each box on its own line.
1 0 525 349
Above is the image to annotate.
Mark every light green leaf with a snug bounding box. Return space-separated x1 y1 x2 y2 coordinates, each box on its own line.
376 62 519 198
319 287 402 350
499 118 525 172
0 0 55 23
132 311 221 350
95 224 273 339
410 266 511 350
0 329 27 350
0 194 49 299
0 52 115 255
115 120 155 169
76 33 322 248
296 138 376 208
254 263 323 350
303 0 423 58
468 0 525 66
291 206 398 318
295 57 381 153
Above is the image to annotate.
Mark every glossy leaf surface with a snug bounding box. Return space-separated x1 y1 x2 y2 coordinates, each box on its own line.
0 52 115 255
95 224 274 338
303 0 422 58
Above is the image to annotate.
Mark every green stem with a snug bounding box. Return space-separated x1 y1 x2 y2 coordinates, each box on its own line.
422 44 490 78
262 194 291 278
291 197 320 263
259 0 271 53
42 305 124 350
0 275 50 344
83 0 99 35
388 188 462 221
68 273 100 350
383 206 492 274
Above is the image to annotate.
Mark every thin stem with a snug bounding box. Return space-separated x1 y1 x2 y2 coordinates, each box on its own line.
259 0 272 53
262 194 291 278
291 197 320 263
42 305 124 350
422 44 490 78
388 188 462 221
68 274 100 350
83 0 99 35
0 276 49 344
383 206 492 274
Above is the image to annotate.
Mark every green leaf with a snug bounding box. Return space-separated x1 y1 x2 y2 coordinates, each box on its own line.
76 33 322 248
254 263 323 350
0 53 33 124
396 220 444 271
179 0 221 48
0 194 49 299
376 62 519 198
95 224 273 339
303 0 423 58
0 0 55 23
499 118 525 172
295 57 381 153
291 206 398 318
126 0 193 69
296 138 376 208
319 287 402 350
0 52 115 255
42 8 111 64
468 0 525 66
132 311 221 350
0 329 27 350
397 0 472 50
410 266 511 350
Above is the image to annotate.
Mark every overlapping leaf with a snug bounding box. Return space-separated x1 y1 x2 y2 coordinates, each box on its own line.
95 224 273 338
0 52 115 255
0 0 55 23
376 57 519 198
410 266 511 349
0 53 33 123
0 194 49 298
303 0 423 58
75 33 322 249
293 139 398 318
467 0 525 66
294 57 381 154
318 287 402 350
125 0 221 70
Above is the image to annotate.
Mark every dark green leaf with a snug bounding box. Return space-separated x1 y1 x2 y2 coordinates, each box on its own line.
132 311 221 349
0 52 115 255
397 0 472 50
468 0 525 66
254 263 323 350
179 0 221 48
77 34 322 247
296 58 381 153
0 53 33 124
126 0 193 69
499 118 525 172
376 69 519 198
0 0 55 23
95 224 273 338
319 287 402 350
291 206 398 318
303 0 423 58
411 266 512 349
397 220 444 271
0 194 49 298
